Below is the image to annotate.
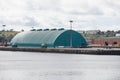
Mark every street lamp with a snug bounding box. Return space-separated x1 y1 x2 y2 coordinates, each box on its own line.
2 24 7 46
69 20 73 47
2 25 6 31
69 20 73 30
2 24 6 37
32 27 34 29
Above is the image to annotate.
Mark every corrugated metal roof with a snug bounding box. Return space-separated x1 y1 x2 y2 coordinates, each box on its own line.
11 30 65 45
10 30 88 47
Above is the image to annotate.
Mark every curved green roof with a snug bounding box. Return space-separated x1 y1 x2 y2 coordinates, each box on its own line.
10 30 87 47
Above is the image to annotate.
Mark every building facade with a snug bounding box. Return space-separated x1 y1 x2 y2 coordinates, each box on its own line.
91 37 120 46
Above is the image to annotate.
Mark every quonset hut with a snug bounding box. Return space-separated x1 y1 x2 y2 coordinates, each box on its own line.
10 30 87 48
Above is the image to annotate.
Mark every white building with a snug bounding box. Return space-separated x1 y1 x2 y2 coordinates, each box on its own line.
116 34 120 37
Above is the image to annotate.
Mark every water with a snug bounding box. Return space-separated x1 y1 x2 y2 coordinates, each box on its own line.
0 51 120 80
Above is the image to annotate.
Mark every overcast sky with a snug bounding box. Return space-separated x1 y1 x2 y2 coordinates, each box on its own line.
0 0 120 31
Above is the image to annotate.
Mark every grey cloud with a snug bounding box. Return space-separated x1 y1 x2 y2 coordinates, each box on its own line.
0 16 39 29
68 7 103 15
88 7 103 15
25 0 63 12
23 17 39 27
0 0 120 31
104 0 120 13
105 0 120 7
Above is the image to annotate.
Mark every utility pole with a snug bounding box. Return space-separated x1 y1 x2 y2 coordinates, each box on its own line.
2 24 7 46
2 24 6 31
2 24 6 38
69 20 73 48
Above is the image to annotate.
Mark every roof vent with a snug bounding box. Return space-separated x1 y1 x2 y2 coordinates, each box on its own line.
44 29 49 31
58 28 64 31
37 29 42 31
30 29 36 31
51 28 57 31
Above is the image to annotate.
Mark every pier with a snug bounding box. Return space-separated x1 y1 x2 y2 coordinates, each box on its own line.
0 47 120 55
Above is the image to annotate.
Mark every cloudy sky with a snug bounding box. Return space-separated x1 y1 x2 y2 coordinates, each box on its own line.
0 0 120 31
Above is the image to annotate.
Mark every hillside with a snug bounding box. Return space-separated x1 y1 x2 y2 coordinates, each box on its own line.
0 31 19 42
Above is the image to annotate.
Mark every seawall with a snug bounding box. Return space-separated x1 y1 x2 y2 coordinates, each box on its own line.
0 47 120 55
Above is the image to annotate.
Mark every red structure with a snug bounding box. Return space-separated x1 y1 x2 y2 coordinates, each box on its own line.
91 37 120 46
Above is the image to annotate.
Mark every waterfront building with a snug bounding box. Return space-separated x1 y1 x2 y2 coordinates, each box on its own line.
91 37 120 46
10 29 87 48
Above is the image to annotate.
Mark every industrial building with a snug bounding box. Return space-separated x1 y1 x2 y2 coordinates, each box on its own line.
10 29 87 48
91 37 120 46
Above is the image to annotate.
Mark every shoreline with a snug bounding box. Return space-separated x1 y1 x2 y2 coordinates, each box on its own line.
0 47 120 55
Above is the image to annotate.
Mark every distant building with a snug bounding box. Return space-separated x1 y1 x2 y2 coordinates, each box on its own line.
85 30 100 34
10 30 88 48
115 34 120 37
77 30 85 34
91 37 120 46
77 30 100 34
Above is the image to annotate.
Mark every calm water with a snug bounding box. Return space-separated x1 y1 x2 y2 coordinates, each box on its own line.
0 51 120 80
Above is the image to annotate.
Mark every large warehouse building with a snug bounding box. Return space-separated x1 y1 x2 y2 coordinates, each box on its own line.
10 29 87 48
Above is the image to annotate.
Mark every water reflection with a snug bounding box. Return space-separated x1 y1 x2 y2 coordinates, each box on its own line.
0 51 120 80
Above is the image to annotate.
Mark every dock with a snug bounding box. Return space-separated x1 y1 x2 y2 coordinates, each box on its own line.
0 47 120 55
